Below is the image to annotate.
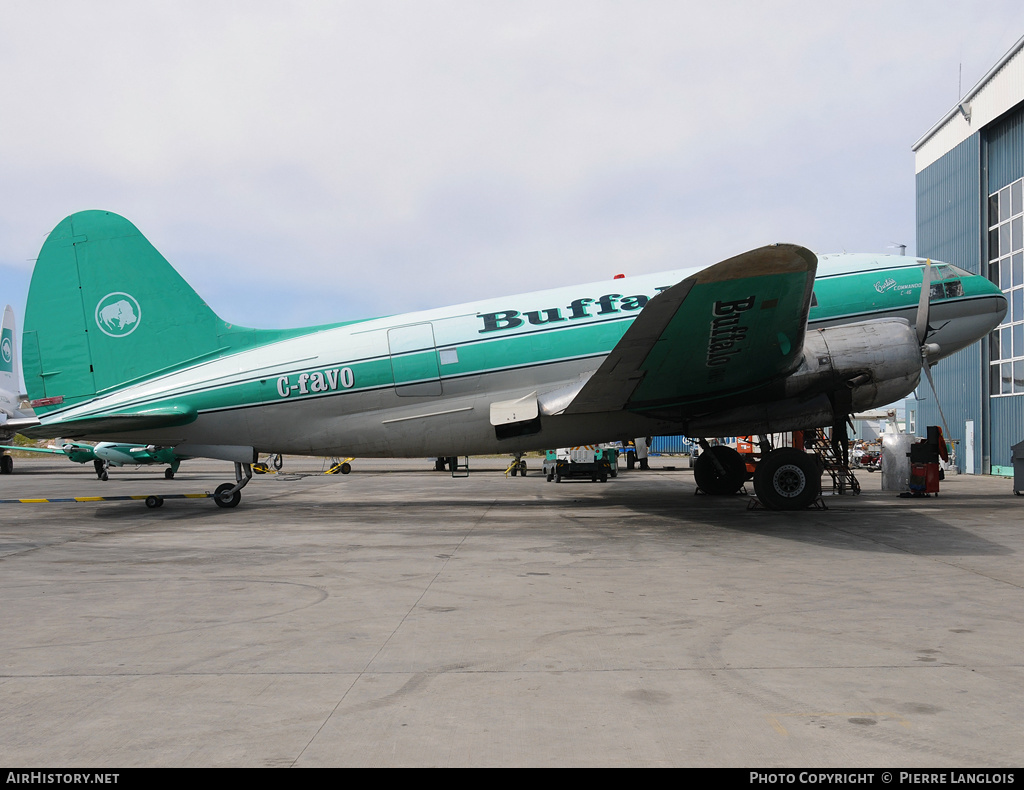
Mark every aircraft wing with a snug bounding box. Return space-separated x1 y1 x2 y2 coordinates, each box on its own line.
0 444 62 454
562 244 817 415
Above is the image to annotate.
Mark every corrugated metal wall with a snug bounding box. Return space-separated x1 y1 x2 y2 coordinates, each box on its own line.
987 101 1024 191
985 103 1024 470
915 344 983 471
991 396 1024 468
915 135 986 472
916 135 981 272
650 435 693 454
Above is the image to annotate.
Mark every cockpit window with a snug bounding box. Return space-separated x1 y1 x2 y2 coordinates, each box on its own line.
930 277 964 300
925 263 967 300
931 263 972 279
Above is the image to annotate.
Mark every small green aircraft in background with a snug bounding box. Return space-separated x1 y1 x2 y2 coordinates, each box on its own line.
0 441 182 480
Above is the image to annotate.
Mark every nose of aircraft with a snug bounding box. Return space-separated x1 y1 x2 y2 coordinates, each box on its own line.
923 268 1007 360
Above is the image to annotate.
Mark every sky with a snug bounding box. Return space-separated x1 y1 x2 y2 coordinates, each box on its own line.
2 1 1024 346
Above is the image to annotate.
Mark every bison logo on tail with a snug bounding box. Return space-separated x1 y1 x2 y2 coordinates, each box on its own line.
95 293 142 337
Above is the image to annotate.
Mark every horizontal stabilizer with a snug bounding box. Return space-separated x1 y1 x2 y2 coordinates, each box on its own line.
2 416 41 431
21 405 198 439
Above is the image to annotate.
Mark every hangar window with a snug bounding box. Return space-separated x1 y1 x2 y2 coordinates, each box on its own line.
988 177 1024 396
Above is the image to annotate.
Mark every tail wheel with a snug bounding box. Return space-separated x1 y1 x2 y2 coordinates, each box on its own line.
752 448 821 511
693 445 747 495
214 482 242 509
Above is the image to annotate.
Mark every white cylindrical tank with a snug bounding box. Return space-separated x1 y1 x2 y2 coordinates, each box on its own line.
881 433 913 491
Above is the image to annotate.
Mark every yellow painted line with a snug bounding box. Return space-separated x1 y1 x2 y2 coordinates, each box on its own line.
0 492 213 505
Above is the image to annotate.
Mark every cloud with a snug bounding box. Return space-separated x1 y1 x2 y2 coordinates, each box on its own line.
2 1 1023 327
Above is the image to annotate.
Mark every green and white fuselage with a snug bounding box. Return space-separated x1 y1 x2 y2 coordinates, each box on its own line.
21 212 1006 463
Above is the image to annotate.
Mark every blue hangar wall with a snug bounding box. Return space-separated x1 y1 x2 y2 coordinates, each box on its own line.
916 101 1024 474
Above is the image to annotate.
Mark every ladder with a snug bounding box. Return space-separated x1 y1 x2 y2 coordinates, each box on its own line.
806 428 860 495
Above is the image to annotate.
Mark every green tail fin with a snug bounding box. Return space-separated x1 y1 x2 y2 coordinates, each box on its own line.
23 211 229 412
1 305 16 393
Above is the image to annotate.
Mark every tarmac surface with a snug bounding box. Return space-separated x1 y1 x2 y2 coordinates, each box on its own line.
0 453 1021 768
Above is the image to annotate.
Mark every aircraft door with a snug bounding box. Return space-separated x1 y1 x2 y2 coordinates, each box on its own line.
388 323 442 396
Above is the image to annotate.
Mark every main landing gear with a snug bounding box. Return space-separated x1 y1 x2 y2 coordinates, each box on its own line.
693 444 748 495
751 447 821 511
213 462 252 509
0 453 13 474
693 440 821 511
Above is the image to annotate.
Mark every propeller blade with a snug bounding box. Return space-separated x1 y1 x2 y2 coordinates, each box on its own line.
923 361 951 442
916 258 932 346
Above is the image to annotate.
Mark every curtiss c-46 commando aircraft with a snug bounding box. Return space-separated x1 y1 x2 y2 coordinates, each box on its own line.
19 211 1006 509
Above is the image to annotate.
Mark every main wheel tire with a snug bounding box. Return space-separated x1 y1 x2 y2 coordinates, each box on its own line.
340 462 351 474
693 446 747 495
165 468 175 479
753 448 821 511
214 482 241 509
0 454 12 474
94 459 105 476
145 495 164 509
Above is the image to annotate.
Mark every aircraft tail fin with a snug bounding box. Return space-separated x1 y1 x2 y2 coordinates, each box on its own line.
23 211 230 413
1 305 16 394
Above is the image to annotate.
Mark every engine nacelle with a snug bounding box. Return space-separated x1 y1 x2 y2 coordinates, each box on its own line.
688 318 922 436
784 318 922 408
